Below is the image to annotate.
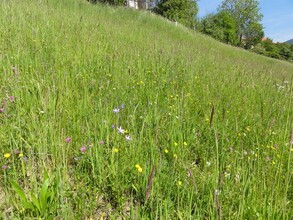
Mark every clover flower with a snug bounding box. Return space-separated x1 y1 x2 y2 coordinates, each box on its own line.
65 137 72 143
0 108 4 113
2 165 8 170
80 146 87 153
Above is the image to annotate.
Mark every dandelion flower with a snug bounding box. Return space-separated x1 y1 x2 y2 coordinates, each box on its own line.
113 148 119 153
177 181 182 186
173 154 177 159
4 153 11 158
135 164 143 173
164 149 169 154
19 153 24 157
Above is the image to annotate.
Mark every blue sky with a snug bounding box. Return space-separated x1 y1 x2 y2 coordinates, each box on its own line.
197 0 293 42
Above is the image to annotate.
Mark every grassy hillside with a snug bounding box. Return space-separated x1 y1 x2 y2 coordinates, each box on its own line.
0 0 293 219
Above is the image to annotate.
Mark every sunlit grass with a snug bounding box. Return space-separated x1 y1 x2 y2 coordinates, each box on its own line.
0 0 293 219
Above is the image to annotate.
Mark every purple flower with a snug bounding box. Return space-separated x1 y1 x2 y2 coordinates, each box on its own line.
80 146 87 153
111 124 115 129
65 137 72 143
125 135 131 141
2 165 8 170
14 149 20 155
0 108 4 113
99 140 105 145
23 156 28 162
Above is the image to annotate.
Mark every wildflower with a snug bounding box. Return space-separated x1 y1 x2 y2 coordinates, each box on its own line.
125 135 131 141
214 189 221 195
2 165 8 170
9 96 15 102
177 181 182 186
290 149 293 152
65 137 71 143
111 124 115 129
113 108 120 113
206 161 211 167
113 148 119 153
0 108 4 113
4 153 11 158
173 154 177 159
183 141 187 146
135 164 143 173
80 146 87 153
245 126 251 132
120 103 125 109
99 140 105 145
164 149 169 154
14 149 20 155
174 142 178 147
23 156 28 162
19 153 24 157
117 126 125 134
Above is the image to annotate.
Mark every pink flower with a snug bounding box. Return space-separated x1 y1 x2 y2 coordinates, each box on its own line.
0 108 4 113
65 137 72 143
80 146 87 153
9 96 15 102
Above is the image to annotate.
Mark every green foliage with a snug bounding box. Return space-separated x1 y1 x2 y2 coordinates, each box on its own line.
10 171 58 218
201 11 236 45
153 0 198 28
0 0 293 219
218 0 263 47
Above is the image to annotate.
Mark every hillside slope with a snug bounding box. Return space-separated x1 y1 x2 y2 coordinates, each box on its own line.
0 0 292 219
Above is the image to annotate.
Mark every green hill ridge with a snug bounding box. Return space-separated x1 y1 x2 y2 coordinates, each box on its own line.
0 0 292 219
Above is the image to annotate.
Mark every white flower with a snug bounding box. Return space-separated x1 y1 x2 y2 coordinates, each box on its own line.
117 126 125 134
206 161 211 167
125 135 131 141
113 108 120 113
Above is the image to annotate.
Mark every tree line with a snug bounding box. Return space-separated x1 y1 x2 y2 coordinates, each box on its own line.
88 0 293 62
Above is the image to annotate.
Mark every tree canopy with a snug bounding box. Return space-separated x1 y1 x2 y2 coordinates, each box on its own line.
153 0 198 28
218 0 263 47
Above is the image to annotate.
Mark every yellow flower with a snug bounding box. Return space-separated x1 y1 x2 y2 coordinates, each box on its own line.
113 148 119 153
4 153 11 158
135 164 143 173
183 141 187 146
174 142 178 147
19 153 24 157
177 181 182 186
164 149 169 154
173 154 178 159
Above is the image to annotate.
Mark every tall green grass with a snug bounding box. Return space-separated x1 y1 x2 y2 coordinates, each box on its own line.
0 0 292 219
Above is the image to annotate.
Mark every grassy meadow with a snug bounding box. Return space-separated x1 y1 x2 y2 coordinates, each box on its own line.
0 0 293 219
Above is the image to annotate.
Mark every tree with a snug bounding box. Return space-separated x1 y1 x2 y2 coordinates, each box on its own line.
201 12 236 45
218 0 263 47
153 0 198 28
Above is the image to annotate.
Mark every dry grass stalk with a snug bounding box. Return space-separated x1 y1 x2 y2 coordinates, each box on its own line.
210 105 215 127
145 164 156 203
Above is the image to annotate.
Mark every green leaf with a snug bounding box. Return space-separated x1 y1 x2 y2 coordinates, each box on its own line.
39 178 50 211
10 180 35 210
31 193 41 213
